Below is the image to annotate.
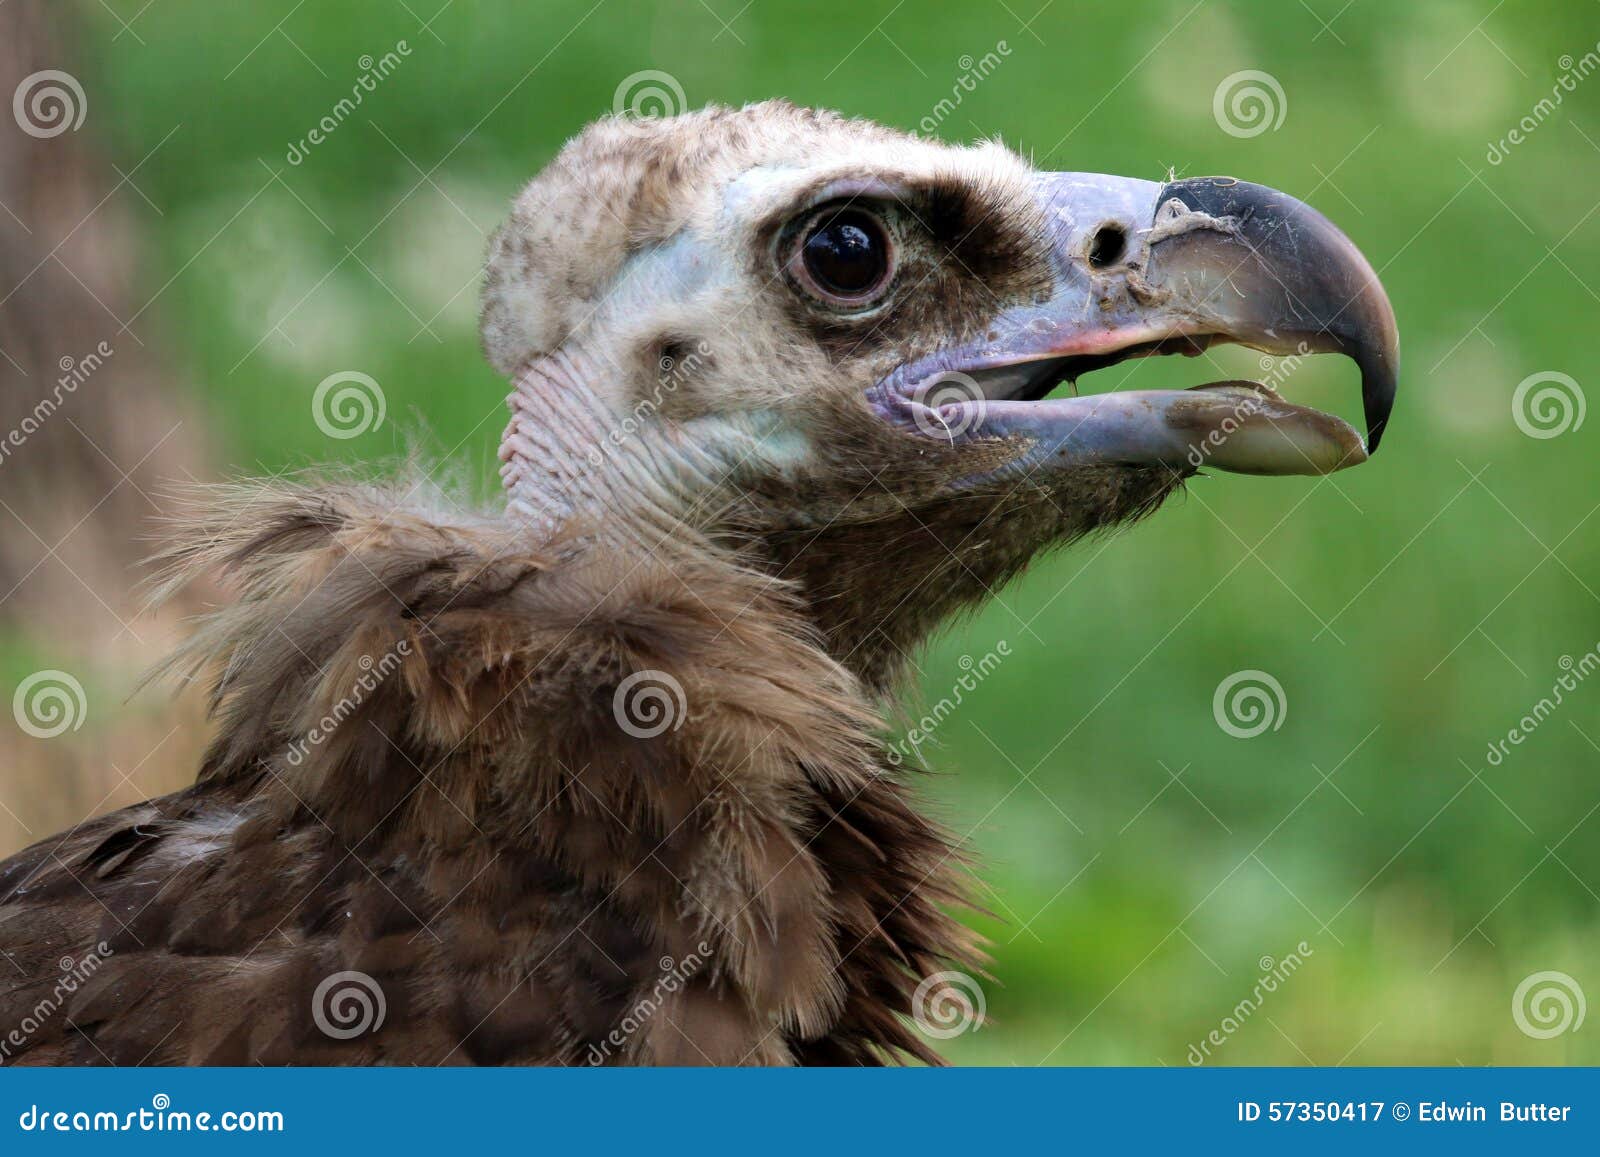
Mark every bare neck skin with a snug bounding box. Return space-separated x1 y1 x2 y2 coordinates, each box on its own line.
499 346 735 546
498 352 888 683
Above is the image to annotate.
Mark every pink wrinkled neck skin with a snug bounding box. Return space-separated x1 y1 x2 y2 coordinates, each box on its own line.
498 347 728 548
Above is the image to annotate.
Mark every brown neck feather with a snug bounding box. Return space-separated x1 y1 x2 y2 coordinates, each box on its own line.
157 479 981 1063
762 468 1183 691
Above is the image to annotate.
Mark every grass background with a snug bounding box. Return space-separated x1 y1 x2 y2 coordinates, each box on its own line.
18 0 1600 1063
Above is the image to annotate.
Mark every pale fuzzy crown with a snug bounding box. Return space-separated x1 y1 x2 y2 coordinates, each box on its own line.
478 100 1031 376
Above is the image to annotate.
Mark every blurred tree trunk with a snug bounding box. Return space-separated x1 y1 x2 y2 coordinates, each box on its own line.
0 0 209 853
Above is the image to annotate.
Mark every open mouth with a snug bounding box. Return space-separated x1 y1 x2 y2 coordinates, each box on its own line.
870 332 1370 478
867 173 1398 479
963 333 1225 404
960 332 1222 404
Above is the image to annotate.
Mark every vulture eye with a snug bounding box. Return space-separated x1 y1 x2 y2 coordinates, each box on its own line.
791 209 894 307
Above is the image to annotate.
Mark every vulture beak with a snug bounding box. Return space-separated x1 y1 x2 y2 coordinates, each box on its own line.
872 173 1399 477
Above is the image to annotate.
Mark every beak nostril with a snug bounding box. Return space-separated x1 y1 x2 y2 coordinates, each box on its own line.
1087 223 1128 270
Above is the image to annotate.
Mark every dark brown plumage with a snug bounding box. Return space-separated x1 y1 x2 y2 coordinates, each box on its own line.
0 100 1396 1065
0 478 982 1065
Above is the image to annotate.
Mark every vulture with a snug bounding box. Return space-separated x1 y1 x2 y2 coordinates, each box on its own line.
0 102 1398 1066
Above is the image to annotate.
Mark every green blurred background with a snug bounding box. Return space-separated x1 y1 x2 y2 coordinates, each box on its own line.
17 0 1600 1063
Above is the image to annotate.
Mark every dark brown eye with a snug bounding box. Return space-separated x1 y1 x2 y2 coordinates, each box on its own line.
797 210 892 304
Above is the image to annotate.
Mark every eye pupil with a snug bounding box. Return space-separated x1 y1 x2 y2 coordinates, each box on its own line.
802 211 889 298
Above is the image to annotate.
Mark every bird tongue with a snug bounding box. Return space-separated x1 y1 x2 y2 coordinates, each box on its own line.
971 379 1368 476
